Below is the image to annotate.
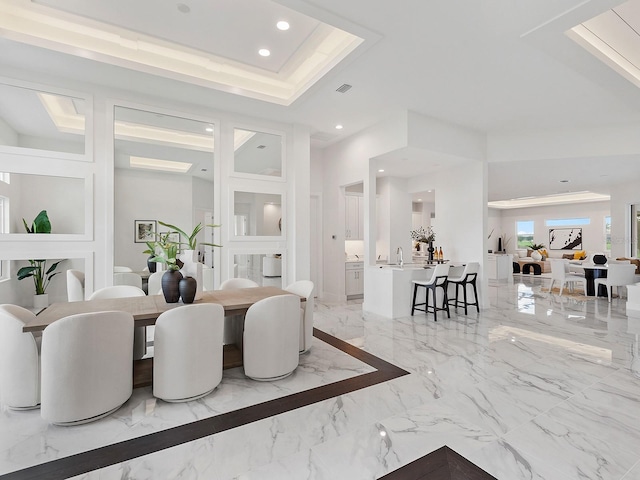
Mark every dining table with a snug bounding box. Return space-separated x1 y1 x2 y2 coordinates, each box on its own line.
25 286 305 388
576 263 608 297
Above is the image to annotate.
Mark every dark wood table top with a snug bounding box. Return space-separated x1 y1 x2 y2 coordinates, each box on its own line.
24 286 302 333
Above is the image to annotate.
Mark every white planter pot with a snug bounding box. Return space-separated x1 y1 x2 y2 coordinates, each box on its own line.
33 293 49 309
531 250 542 261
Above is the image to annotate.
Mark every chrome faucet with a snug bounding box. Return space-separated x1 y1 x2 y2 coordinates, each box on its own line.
396 247 404 267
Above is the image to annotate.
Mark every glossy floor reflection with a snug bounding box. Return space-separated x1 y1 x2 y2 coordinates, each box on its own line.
4 274 640 479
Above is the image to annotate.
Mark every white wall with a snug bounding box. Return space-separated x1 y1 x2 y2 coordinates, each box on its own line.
495 201 610 256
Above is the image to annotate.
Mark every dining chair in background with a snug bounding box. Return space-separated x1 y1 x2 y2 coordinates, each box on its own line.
66 269 85 302
113 266 133 273
284 280 315 353
549 259 587 296
40 311 134 425
89 286 147 360
0 305 41 410
595 263 637 302
243 294 300 381
147 271 163 296
113 272 143 290
219 278 259 346
153 304 224 402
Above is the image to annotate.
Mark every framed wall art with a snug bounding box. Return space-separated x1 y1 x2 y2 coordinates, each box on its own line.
549 227 582 250
134 220 156 243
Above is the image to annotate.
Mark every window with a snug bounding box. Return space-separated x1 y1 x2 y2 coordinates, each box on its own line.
545 218 590 226
605 216 611 252
516 220 534 248
0 172 9 184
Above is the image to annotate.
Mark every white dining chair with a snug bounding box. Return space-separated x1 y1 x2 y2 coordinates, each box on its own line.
89 286 147 359
40 311 134 425
113 272 143 290
0 305 41 410
284 280 315 353
243 294 300 381
66 269 85 302
153 304 224 402
219 278 259 345
147 271 164 296
113 266 133 273
549 259 587 296
595 263 637 302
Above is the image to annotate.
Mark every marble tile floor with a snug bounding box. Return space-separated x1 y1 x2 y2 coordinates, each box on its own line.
4 274 640 479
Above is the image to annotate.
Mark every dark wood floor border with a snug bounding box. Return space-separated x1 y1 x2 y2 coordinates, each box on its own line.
2 328 409 480
379 446 498 480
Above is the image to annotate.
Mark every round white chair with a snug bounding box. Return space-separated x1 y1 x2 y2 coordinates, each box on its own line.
153 304 225 402
243 294 300 381
113 266 133 273
113 272 143 290
219 278 259 345
284 280 315 353
40 311 134 425
147 271 164 296
66 269 85 302
0 305 41 410
89 286 147 360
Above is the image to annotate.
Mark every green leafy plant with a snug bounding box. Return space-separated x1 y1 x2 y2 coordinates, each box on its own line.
149 232 184 271
17 210 64 295
528 242 545 251
158 221 221 250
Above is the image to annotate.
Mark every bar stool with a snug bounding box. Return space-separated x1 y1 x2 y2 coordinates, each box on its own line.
447 262 480 315
411 263 451 321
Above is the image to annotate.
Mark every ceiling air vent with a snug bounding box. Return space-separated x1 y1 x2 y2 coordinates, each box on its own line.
336 83 352 93
256 145 266 149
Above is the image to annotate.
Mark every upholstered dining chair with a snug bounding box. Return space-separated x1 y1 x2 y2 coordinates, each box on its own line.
0 305 41 410
411 263 451 321
549 259 587 296
66 269 85 302
40 311 134 425
147 271 164 296
284 280 315 353
153 304 224 402
219 278 259 345
113 272 143 290
243 294 300 381
594 263 637 302
113 266 133 273
89 286 147 360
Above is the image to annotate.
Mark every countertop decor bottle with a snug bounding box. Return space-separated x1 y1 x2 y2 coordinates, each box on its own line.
439 247 444 262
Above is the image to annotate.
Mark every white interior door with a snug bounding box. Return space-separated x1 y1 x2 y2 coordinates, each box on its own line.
310 195 321 298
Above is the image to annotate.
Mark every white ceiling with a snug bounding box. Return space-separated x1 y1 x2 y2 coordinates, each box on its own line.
1 0 640 202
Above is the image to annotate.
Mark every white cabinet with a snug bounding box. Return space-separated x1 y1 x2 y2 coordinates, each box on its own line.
487 254 511 281
345 261 364 296
345 194 363 240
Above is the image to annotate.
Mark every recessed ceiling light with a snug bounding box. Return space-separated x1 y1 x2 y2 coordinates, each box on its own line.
378 169 384 172
205 126 213 132
427 190 432 193
276 21 290 31
417 198 422 202
258 49 271 57
335 124 343 129
177 3 190 14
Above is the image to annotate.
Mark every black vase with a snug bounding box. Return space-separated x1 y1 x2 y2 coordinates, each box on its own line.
147 256 157 273
179 276 197 304
161 269 183 303
428 242 435 262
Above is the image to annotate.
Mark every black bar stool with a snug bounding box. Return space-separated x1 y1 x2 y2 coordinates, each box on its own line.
447 262 479 315
411 263 451 321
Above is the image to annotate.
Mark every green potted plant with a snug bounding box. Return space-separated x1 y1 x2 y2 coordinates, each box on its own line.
17 210 64 308
528 242 545 261
157 221 221 258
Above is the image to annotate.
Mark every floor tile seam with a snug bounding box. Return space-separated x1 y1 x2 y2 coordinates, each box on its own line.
621 458 640 480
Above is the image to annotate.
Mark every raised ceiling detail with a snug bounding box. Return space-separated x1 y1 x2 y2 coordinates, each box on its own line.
0 0 364 105
567 0 640 90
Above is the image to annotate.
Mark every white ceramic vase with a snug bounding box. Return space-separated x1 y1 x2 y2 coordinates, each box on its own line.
180 249 204 300
531 250 542 261
33 293 49 309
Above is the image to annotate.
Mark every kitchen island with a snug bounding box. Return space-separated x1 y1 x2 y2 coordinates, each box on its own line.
363 262 465 319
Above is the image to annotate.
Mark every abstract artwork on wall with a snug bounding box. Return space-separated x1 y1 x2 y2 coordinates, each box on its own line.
549 227 582 250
